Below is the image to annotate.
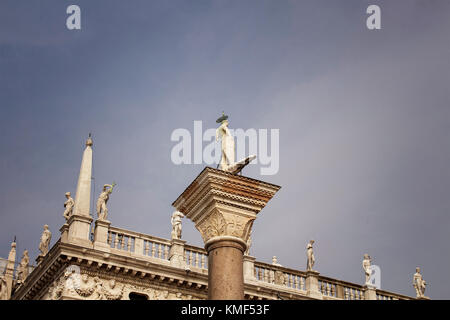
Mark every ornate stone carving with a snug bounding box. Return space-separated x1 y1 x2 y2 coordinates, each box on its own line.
102 279 124 300
197 210 227 242
274 271 286 286
39 225 52 256
63 192 75 221
17 250 30 283
244 231 252 255
196 209 254 244
0 275 8 300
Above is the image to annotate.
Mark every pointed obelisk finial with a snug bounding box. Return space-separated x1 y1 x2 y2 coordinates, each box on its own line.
86 132 93 147
73 134 93 217
4 237 17 299
67 134 94 245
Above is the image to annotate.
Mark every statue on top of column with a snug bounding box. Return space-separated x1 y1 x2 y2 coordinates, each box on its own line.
171 211 185 240
63 192 75 221
96 183 116 221
413 267 427 298
17 250 30 283
306 240 316 271
215 112 256 175
39 225 52 256
362 254 372 285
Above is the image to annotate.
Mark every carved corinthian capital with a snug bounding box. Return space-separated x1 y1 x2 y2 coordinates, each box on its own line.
173 167 280 247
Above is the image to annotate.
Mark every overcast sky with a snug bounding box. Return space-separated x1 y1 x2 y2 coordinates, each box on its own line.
1 0 449 299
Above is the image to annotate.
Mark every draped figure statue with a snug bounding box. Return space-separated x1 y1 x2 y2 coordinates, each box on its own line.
215 112 256 174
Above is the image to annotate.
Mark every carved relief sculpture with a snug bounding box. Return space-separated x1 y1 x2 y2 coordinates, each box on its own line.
17 250 30 283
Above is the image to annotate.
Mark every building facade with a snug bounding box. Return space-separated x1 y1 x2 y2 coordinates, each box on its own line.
1 136 423 301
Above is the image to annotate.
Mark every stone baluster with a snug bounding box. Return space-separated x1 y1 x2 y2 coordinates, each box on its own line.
164 245 169 259
151 242 156 257
201 254 206 269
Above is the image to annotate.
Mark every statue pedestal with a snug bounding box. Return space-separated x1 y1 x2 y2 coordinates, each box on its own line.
305 270 323 299
173 167 280 300
363 285 378 300
93 219 111 252
169 239 186 268
60 223 69 243
243 255 256 281
67 214 93 247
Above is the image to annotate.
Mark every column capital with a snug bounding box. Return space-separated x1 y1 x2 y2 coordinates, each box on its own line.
172 167 280 246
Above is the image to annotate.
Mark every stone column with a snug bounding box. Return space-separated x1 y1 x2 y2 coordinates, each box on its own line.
305 270 323 299
172 167 280 300
93 219 111 251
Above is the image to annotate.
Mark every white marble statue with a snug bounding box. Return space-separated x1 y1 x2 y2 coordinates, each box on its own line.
413 267 427 298
39 224 52 256
63 192 75 221
96 183 116 220
215 113 256 174
362 254 372 285
17 250 30 282
171 211 185 240
306 240 315 271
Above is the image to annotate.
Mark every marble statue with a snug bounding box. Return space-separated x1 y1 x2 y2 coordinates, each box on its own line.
39 224 52 256
272 256 282 266
362 254 372 285
215 112 256 175
0 275 7 300
413 267 427 298
244 231 252 255
96 183 116 220
17 250 30 282
63 192 75 221
171 211 185 240
306 240 315 271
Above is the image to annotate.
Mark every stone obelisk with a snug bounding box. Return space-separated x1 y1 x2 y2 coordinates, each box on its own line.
67 135 94 246
4 240 17 299
173 167 280 299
